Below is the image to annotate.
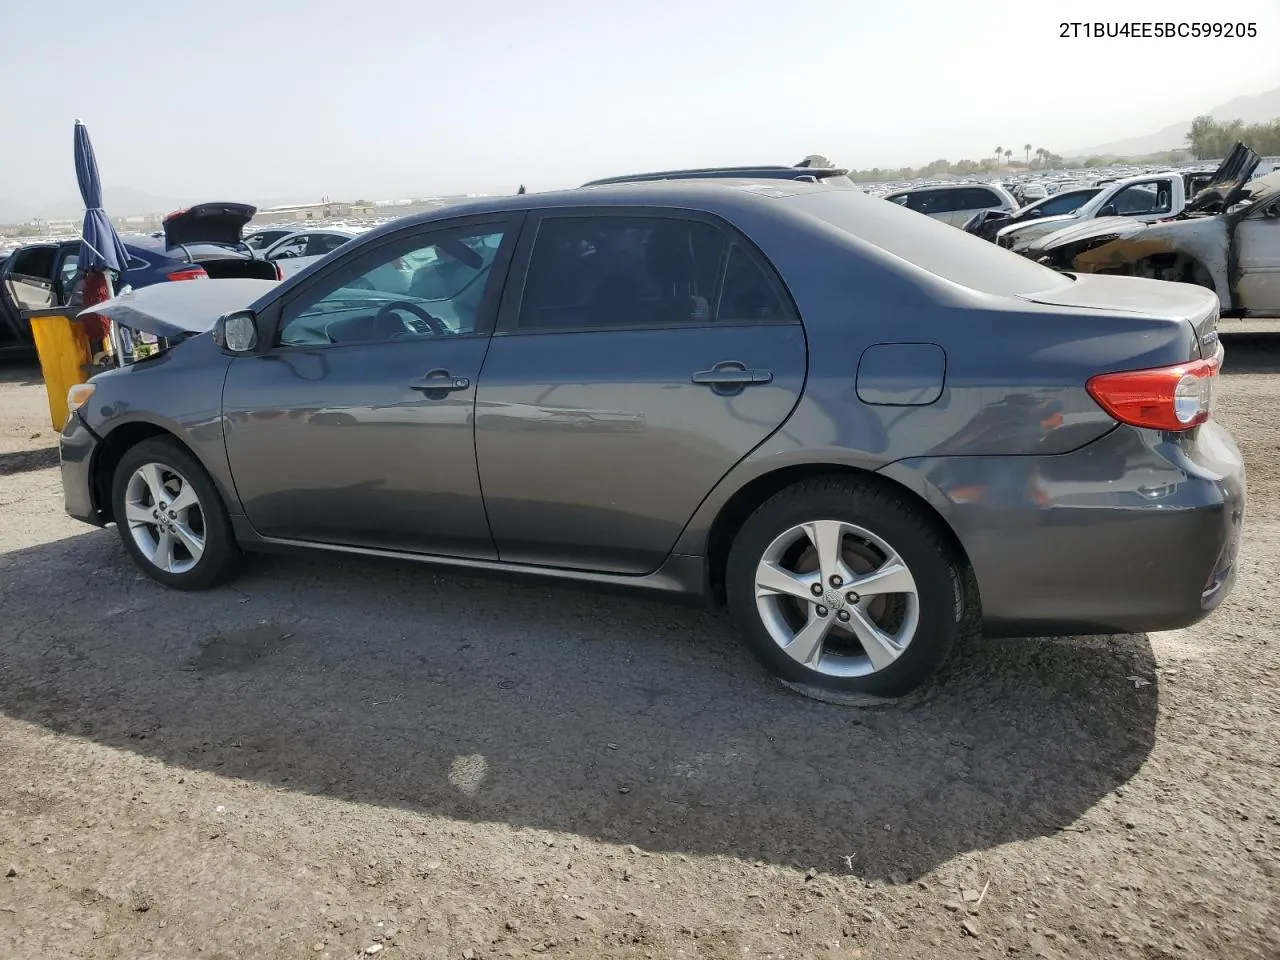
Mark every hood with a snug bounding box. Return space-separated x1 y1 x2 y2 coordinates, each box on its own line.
162 202 258 249
996 212 1077 238
1187 141 1261 213
78 277 277 339
1026 216 1148 255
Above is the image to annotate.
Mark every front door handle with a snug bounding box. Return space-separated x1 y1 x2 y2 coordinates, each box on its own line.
691 362 774 389
409 369 471 395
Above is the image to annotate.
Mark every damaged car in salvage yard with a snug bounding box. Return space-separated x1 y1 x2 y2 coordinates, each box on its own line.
1025 146 1280 319
59 178 1245 699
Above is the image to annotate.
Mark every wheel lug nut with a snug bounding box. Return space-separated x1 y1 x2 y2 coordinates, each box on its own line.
829 575 842 587
846 592 859 604
810 584 824 597
815 605 828 617
168 511 177 519
837 610 851 622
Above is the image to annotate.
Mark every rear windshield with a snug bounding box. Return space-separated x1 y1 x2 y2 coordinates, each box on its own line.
786 189 1073 296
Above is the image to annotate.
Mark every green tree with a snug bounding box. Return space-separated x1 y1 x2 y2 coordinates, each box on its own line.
1024 143 1032 164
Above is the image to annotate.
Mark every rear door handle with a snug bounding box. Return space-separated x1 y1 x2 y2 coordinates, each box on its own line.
691 362 773 387
409 369 471 394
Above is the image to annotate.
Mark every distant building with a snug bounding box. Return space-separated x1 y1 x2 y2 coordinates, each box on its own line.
252 201 375 224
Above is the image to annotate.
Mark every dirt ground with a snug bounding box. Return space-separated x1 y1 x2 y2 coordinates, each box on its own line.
1 340 1277 960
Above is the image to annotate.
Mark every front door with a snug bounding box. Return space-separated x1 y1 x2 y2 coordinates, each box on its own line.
223 217 518 558
1236 202 1280 315
474 210 807 574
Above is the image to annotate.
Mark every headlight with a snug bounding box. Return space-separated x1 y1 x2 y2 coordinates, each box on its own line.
67 382 96 413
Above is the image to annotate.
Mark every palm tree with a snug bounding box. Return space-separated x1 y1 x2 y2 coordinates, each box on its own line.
994 145 1003 164
1004 148 1013 164
1024 143 1032 164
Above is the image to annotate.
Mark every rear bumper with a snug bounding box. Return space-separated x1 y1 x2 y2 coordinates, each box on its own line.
883 422 1245 636
59 412 105 526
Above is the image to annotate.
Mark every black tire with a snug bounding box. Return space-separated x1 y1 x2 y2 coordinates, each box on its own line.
110 437 242 590
725 476 975 698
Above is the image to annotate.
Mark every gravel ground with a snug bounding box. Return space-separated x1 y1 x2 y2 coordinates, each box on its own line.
1 340 1278 960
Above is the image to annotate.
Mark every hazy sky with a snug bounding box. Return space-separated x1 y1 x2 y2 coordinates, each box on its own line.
2 0 1278 209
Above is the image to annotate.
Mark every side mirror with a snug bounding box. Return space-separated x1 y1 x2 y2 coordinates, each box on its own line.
217 310 260 353
1099 204 1117 217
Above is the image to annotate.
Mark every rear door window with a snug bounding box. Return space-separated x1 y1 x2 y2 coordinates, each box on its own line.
957 187 1003 210
513 215 796 332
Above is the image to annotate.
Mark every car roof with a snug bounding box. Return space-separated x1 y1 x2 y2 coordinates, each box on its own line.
582 164 850 187
885 182 1005 195
348 179 851 235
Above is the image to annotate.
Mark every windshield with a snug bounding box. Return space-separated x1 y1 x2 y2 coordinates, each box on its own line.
788 189 1072 296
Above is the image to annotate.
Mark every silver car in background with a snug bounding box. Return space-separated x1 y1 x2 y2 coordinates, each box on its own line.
883 183 1018 227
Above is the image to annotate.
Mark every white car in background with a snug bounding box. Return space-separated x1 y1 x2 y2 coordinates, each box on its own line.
882 182 1018 227
262 229 359 276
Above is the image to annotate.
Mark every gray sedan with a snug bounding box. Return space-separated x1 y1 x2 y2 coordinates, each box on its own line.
60 179 1244 698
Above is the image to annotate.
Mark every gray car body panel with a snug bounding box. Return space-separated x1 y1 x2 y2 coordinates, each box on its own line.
65 179 1244 636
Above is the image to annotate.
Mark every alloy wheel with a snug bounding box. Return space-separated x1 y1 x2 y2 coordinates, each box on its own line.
753 519 920 678
123 462 206 574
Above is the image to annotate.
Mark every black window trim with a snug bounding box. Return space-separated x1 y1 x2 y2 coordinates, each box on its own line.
493 205 801 337
263 212 525 353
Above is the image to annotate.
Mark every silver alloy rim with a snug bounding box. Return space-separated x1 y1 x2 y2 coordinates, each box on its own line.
754 519 920 678
123 462 206 574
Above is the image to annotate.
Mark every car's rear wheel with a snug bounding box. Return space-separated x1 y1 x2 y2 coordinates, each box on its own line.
110 438 241 590
726 477 973 697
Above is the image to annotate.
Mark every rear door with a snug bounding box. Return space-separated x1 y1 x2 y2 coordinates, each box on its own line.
473 208 807 574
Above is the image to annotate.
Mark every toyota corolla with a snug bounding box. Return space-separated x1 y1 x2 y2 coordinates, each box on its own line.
59 178 1245 698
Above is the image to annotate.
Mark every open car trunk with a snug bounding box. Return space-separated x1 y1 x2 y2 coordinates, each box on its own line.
162 202 257 248
197 257 280 281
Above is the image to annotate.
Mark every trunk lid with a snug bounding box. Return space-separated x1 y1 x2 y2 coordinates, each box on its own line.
1021 273 1220 359
162 202 258 249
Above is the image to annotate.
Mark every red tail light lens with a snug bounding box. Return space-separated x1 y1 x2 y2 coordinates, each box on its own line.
166 267 208 282
1086 357 1219 431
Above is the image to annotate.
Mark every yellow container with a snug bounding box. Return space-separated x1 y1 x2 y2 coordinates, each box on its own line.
28 311 93 432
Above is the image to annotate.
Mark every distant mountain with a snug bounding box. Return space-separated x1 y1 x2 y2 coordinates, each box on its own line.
1066 86 1280 158
0 198 35 224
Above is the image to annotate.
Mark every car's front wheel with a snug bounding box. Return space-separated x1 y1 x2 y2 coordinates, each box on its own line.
726 477 974 698
110 437 242 590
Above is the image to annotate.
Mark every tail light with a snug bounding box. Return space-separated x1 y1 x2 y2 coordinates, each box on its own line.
166 267 208 282
275 263 285 281
1086 356 1219 431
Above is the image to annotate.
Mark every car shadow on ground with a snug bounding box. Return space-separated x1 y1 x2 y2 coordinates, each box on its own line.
0 360 42 387
0 446 59 476
0 529 1158 880
1219 333 1280 375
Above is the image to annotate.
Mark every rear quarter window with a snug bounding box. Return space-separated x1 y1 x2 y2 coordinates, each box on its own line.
957 187 1004 209
788 189 1072 297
